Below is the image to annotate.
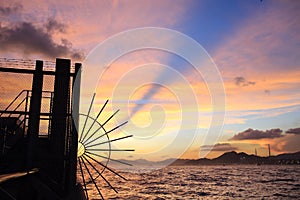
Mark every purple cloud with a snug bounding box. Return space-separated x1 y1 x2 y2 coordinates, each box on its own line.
230 128 283 140
0 4 83 60
234 76 255 87
201 143 238 152
286 128 300 135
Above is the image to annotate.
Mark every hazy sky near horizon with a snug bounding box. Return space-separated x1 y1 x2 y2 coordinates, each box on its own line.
0 0 300 160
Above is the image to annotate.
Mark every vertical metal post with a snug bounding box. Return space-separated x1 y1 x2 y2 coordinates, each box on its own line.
69 63 81 192
50 58 71 195
23 90 29 136
26 60 43 171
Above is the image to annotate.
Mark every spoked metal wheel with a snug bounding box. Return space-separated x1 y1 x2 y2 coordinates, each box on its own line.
76 94 134 199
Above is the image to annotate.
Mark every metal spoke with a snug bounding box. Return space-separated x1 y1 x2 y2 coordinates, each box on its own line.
101 109 120 127
80 157 104 200
84 120 127 147
81 99 109 143
79 93 96 142
85 151 132 166
84 121 128 147
84 153 127 181
82 126 104 146
0 186 16 200
82 155 118 194
86 148 135 152
78 158 89 199
75 94 133 199
85 134 132 149
82 108 119 145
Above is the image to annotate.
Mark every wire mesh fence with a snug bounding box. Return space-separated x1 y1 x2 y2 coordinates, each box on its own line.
0 58 76 138
0 58 77 71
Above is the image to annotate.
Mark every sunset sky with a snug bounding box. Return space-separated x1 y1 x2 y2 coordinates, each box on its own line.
0 0 299 160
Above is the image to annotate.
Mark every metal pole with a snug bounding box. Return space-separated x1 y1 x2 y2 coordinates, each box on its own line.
50 58 71 195
69 63 81 192
26 60 43 171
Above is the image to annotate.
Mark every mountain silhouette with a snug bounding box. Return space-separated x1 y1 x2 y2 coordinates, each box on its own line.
172 151 300 165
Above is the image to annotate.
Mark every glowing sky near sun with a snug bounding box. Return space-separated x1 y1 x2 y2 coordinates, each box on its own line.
0 0 299 160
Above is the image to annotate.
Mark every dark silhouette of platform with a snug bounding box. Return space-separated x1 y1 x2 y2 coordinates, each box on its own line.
0 58 84 200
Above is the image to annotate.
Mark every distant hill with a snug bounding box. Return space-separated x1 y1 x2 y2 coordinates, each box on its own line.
114 151 300 166
171 151 300 165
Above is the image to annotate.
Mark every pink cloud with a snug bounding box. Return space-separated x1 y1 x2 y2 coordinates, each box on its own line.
1 0 193 57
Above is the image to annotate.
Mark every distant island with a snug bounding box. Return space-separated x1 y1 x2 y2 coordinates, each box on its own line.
119 151 300 166
170 151 300 165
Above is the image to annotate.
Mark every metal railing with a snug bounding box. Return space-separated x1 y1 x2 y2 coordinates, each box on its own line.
0 90 54 137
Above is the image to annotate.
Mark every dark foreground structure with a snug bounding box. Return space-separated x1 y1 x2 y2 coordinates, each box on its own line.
0 58 85 199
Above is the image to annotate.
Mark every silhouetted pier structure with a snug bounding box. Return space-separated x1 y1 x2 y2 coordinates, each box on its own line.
0 58 84 199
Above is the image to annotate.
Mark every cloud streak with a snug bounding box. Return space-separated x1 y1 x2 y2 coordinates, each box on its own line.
201 143 238 152
286 127 300 135
230 128 283 141
234 76 255 87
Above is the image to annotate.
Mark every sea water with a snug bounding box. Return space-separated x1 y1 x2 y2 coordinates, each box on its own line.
85 165 300 199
